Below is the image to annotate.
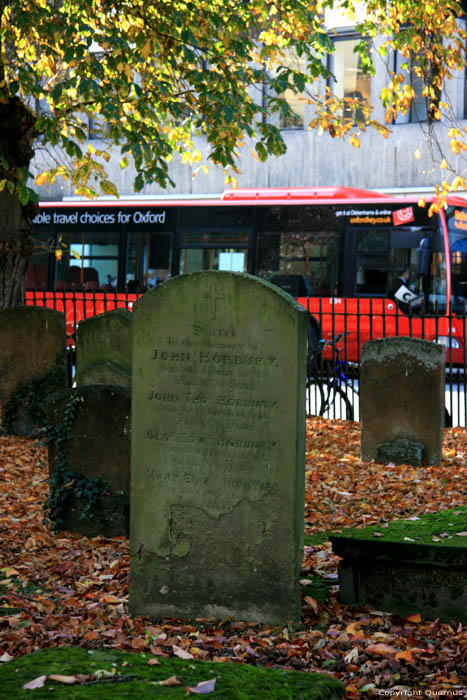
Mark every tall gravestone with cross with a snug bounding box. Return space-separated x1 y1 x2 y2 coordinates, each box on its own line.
129 271 308 624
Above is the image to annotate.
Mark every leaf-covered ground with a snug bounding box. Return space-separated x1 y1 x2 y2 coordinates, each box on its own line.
0 417 466 697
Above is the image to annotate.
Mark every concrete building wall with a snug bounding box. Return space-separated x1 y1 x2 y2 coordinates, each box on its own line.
33 121 467 201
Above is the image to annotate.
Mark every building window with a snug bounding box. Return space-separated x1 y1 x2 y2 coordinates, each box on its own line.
328 36 371 121
464 46 467 119
273 48 306 130
393 52 428 124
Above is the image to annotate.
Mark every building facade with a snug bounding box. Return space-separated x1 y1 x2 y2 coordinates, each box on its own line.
31 14 467 202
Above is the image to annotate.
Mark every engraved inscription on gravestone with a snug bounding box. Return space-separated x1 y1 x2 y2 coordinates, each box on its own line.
129 271 308 624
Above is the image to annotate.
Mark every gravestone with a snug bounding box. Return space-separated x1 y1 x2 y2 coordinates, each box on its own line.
360 337 445 465
0 307 67 434
129 271 308 624
47 385 131 537
75 310 132 387
331 506 467 623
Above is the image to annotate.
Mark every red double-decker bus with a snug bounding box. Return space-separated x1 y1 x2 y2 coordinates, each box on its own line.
28 186 467 362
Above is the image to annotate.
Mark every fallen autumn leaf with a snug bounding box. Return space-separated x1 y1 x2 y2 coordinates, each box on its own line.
186 678 217 694
23 675 47 690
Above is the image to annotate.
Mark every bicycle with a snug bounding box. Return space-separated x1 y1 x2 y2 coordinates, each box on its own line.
306 332 357 421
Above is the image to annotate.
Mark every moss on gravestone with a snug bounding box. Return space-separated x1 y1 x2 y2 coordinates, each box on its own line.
330 506 467 567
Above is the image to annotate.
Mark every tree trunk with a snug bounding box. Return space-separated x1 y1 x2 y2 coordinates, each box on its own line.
0 97 37 310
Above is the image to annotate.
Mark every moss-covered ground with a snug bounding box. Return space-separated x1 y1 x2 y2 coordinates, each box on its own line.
0 647 343 700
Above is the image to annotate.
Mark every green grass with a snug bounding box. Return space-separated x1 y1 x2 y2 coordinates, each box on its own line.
0 647 344 700
303 533 332 547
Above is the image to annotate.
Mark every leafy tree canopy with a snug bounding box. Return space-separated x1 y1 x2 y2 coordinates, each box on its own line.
1 0 333 200
0 0 465 204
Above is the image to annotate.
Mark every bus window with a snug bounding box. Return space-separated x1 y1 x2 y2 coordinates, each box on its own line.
307 231 341 295
55 231 119 290
179 248 247 273
178 230 249 274
446 206 467 313
389 225 447 315
127 232 172 290
355 229 389 296
27 232 54 289
256 229 341 296
430 252 448 314
388 246 426 313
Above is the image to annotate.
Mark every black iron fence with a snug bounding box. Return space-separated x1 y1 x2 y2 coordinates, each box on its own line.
303 297 467 427
25 290 467 427
25 287 139 341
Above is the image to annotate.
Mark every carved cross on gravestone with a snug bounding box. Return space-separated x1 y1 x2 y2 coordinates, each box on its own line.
203 288 225 320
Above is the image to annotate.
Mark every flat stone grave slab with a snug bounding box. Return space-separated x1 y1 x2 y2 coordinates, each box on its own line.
75 309 132 387
330 506 467 623
47 385 131 537
130 270 308 625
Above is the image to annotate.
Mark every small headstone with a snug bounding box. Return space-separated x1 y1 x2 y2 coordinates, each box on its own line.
75 310 132 387
360 337 445 465
129 271 308 624
47 385 131 537
0 307 67 434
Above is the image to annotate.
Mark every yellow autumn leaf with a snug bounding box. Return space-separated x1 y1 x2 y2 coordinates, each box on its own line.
349 135 360 149
141 40 152 59
406 613 422 623
452 176 466 191
34 172 48 186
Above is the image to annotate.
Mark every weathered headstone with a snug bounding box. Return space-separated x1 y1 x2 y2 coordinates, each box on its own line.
360 337 445 465
0 306 66 405
75 310 132 387
0 307 67 435
47 385 131 537
129 271 308 624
